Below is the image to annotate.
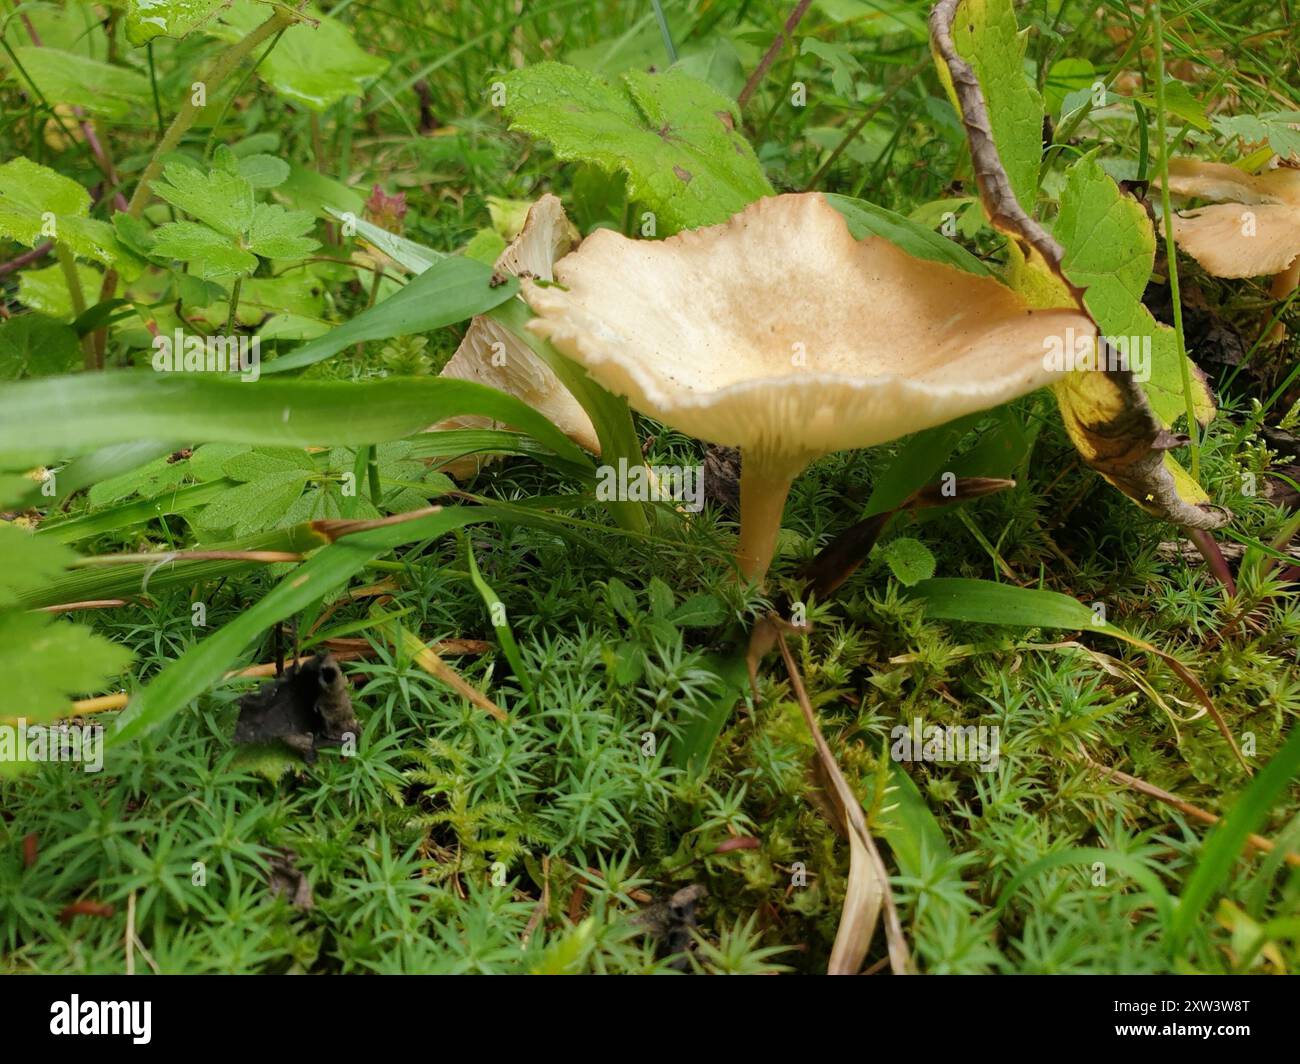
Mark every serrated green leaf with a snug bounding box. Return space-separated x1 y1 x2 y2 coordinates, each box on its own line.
150 221 259 278
1212 111 1300 164
151 160 255 237
0 523 76 605
881 537 937 587
943 0 1043 214
208 1 386 111
800 38 862 99
196 468 310 535
87 454 188 507
221 446 315 481
0 610 133 729
501 62 772 234
246 202 318 259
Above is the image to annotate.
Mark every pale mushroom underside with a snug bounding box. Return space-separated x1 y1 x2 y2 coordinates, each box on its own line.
1160 159 1300 279
435 194 599 461
524 192 1095 461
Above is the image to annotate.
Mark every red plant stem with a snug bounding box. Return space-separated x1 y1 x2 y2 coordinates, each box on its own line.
0 241 53 276
1187 528 1236 595
737 0 814 109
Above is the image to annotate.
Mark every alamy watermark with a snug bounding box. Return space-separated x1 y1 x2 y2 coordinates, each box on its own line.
152 329 260 382
0 719 104 772
1043 328 1151 383
890 717 1000 772
594 457 704 512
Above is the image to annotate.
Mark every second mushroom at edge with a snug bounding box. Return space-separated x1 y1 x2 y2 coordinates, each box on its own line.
523 192 1096 584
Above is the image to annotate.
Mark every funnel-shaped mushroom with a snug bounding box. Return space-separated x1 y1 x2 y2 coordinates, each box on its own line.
1156 159 1300 339
434 194 599 476
523 192 1095 581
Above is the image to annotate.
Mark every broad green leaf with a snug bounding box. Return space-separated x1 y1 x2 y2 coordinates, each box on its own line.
0 313 81 378
939 0 1043 214
501 62 772 234
237 154 291 190
824 194 991 275
262 255 515 375
10 46 149 118
669 593 726 628
284 165 366 216
0 372 594 472
0 157 142 274
674 649 749 779
17 261 104 320
124 0 230 46
1044 58 1095 119
1054 154 1214 428
208 1 386 111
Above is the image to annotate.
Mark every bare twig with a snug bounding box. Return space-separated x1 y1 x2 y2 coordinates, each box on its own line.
737 0 814 110
1077 749 1300 868
804 58 929 191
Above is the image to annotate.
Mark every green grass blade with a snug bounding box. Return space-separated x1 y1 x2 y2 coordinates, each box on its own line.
1170 725 1300 951
260 255 514 375
0 372 593 471
108 504 507 745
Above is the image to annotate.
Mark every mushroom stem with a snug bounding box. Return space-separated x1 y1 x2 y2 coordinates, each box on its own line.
1265 260 1300 345
737 452 807 583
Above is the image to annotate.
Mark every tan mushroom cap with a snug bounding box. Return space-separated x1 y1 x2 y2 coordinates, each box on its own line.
435 194 599 472
523 193 1094 465
1158 159 1300 279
